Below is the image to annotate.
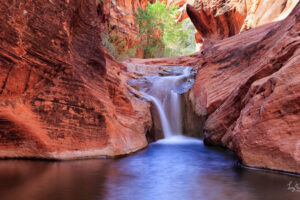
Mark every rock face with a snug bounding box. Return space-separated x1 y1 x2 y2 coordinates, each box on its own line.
186 1 246 42
190 2 300 174
242 0 299 30
182 92 203 138
99 0 190 57
99 0 154 57
125 63 201 141
185 0 299 48
127 2 300 174
0 0 152 159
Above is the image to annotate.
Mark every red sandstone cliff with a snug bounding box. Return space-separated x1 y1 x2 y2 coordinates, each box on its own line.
86 0 300 56
190 2 300 173
99 0 188 57
0 0 299 175
128 2 300 174
99 0 153 57
185 0 299 48
0 0 152 159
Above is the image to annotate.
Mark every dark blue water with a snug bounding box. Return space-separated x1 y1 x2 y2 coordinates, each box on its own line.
0 136 299 200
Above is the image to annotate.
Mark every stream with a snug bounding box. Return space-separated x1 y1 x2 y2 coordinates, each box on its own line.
0 136 299 200
0 65 299 200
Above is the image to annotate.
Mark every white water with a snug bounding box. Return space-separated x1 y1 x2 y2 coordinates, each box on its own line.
155 135 203 144
143 95 173 137
138 67 193 138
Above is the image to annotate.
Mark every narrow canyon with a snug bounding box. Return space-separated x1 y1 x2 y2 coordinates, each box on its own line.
0 0 299 180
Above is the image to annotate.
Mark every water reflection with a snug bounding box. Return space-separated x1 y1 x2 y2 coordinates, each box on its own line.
0 136 299 200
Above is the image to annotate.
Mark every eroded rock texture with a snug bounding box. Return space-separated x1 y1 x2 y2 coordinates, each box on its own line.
99 0 191 57
0 0 152 159
242 0 299 30
99 0 154 57
127 2 300 174
190 2 300 174
185 0 299 48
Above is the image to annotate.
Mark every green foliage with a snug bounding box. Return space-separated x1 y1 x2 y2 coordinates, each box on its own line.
101 1 196 60
101 32 120 60
179 18 197 55
101 25 131 61
134 1 196 58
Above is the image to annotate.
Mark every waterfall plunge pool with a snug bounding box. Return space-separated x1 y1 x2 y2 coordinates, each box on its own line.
0 65 299 200
0 136 299 200
127 64 196 138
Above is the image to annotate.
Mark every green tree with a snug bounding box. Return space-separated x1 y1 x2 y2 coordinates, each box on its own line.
134 1 195 58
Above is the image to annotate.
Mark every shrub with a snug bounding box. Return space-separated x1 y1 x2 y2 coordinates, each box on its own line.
101 1 196 60
134 1 196 58
101 32 120 60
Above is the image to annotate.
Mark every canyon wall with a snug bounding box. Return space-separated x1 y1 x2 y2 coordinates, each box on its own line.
0 0 152 159
185 0 299 48
0 0 299 175
99 0 190 57
101 0 299 53
128 2 300 174
99 0 155 57
189 2 300 174
86 0 300 56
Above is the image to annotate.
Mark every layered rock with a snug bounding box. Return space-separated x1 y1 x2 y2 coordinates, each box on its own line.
190 2 300 174
242 0 299 30
99 0 157 57
0 0 152 159
185 0 299 48
99 0 192 57
127 2 300 174
186 1 246 42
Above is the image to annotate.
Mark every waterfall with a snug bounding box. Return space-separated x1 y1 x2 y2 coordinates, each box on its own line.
131 66 194 138
144 94 173 137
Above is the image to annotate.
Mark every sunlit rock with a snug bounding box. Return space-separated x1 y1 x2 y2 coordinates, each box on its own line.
127 2 300 174
0 0 152 159
184 0 299 48
192 2 300 174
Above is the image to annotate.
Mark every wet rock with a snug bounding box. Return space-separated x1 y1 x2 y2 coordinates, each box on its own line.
147 103 165 143
128 2 300 174
126 62 202 140
182 91 203 138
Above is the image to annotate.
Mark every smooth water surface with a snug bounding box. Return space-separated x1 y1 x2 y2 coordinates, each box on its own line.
0 136 299 200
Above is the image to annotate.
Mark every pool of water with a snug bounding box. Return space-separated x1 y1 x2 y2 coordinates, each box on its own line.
0 136 299 200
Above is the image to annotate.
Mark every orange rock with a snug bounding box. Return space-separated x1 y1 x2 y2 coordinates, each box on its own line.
193 2 300 174
0 0 152 159
99 0 190 57
194 32 203 43
99 0 153 58
127 2 300 174
242 0 299 30
185 0 299 47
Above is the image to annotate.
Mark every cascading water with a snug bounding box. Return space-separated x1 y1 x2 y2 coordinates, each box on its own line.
128 65 195 138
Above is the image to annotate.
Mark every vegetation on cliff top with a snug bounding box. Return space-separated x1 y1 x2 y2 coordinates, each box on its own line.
135 1 196 58
101 1 196 60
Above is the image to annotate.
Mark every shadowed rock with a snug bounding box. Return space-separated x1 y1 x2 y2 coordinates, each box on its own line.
127 2 300 174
